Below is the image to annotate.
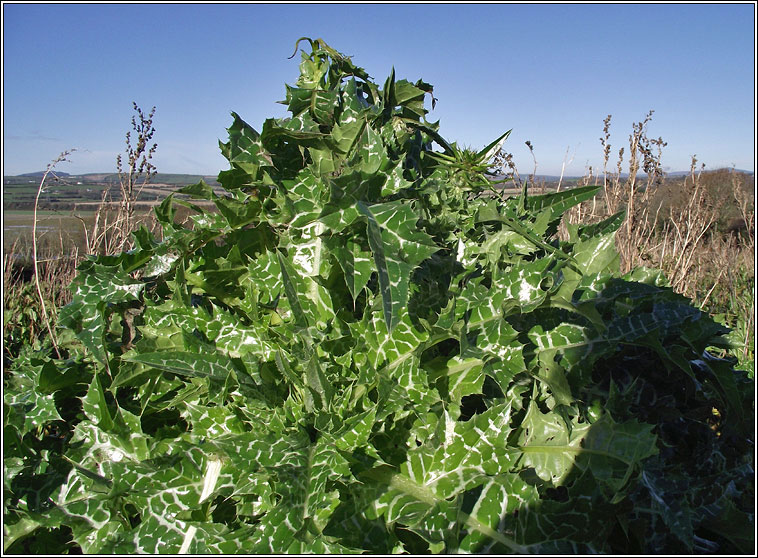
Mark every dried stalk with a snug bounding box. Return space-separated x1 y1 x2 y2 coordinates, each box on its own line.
33 150 75 358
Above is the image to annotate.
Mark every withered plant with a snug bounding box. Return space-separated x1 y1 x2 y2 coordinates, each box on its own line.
88 102 158 255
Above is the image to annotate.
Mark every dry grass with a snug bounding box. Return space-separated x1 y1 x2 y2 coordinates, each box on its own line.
558 112 754 370
562 112 753 295
3 238 78 364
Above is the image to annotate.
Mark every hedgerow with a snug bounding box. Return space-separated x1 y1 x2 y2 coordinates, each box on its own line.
3 38 753 554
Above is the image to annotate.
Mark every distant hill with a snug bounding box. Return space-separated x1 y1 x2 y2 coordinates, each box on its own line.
6 172 219 186
18 171 70 178
69 173 221 186
665 168 753 177
489 168 753 183
7 168 751 185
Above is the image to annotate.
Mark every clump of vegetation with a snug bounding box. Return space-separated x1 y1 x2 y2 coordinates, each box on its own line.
3 39 753 554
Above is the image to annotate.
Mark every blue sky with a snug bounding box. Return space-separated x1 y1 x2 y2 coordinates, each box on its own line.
2 2 755 177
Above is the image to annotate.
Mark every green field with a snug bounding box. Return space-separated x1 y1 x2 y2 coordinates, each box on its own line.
2 173 220 209
4 209 100 256
2 173 225 256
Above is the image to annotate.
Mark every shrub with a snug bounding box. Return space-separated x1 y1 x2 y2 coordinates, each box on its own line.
3 38 753 554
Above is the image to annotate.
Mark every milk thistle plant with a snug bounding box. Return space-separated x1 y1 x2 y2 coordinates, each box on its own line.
3 38 753 554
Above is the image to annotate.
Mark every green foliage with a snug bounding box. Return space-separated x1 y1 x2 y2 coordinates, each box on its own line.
709 282 755 379
4 281 44 362
3 259 75 366
4 38 753 554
